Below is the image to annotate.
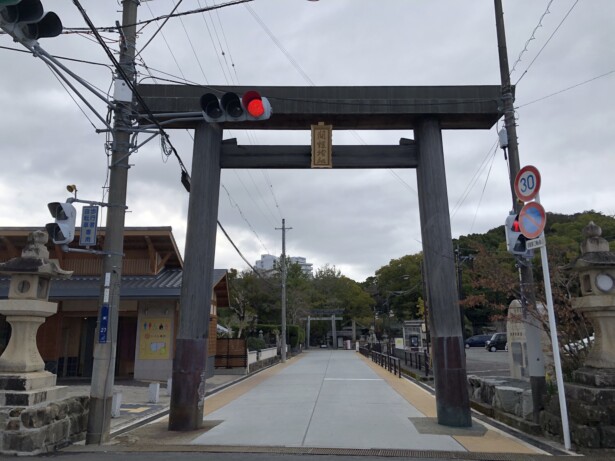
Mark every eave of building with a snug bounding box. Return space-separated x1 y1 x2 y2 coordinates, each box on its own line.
0 268 230 308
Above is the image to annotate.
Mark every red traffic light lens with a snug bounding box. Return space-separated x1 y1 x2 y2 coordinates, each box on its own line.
242 90 268 118
247 99 265 118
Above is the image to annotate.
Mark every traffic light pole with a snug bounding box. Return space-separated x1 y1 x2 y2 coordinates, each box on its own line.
86 0 138 445
494 0 546 422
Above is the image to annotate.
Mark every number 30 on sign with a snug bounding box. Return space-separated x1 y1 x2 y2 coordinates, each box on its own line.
514 165 541 202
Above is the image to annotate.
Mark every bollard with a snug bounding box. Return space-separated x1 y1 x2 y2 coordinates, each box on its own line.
167 377 172 396
111 391 122 418
149 382 160 403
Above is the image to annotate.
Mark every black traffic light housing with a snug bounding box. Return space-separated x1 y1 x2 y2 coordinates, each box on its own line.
200 91 272 123
0 0 62 42
505 214 533 258
45 201 76 245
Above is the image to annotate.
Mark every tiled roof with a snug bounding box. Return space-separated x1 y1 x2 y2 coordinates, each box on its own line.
0 268 228 302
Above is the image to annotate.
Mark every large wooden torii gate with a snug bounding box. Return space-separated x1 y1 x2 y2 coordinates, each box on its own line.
136 84 503 431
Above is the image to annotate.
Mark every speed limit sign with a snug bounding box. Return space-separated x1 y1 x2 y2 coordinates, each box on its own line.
514 165 541 202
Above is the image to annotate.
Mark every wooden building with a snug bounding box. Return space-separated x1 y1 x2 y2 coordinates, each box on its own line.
0 227 228 381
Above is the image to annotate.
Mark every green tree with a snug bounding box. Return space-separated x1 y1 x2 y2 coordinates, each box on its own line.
311 265 373 320
372 254 423 320
224 268 277 337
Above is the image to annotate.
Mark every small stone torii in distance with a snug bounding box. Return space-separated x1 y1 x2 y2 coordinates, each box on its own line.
136 84 503 431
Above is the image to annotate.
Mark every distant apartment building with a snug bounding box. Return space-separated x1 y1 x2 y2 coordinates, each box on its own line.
255 254 313 277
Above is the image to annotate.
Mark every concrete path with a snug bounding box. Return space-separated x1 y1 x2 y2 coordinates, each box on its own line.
190 350 545 454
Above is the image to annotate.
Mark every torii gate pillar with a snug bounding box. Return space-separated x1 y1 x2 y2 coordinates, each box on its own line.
169 122 222 431
416 118 471 427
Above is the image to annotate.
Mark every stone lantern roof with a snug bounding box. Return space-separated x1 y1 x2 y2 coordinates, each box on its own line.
0 230 72 278
573 221 615 270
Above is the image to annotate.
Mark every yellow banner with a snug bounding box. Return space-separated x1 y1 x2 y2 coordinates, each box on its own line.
139 317 171 360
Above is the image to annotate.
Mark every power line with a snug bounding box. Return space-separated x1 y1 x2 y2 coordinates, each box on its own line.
0 44 113 69
200 0 236 85
244 3 314 85
72 0 190 186
514 0 579 86
143 2 188 82
211 0 240 84
217 220 259 272
222 184 271 253
262 170 284 220
135 0 183 58
62 0 254 32
469 145 498 233
132 4 278 268
517 69 615 108
509 0 554 77
451 138 499 218
233 170 277 228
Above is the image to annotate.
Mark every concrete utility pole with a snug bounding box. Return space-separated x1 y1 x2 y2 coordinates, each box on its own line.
494 0 546 413
86 0 138 445
276 219 291 362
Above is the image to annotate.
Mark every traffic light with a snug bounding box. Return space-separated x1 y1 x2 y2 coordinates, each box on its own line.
0 0 62 43
505 214 532 257
45 201 76 245
200 91 272 123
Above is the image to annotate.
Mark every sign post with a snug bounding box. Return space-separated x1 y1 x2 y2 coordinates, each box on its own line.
513 165 570 450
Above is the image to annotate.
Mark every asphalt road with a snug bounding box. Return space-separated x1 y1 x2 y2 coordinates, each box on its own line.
464 346 510 378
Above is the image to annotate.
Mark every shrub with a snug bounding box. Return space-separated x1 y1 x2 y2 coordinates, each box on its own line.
247 337 267 351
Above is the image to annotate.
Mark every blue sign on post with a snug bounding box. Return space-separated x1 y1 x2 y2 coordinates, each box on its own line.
79 205 99 246
519 202 546 239
99 304 109 343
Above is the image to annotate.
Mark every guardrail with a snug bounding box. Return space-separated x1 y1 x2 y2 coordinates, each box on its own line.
394 349 431 378
359 347 401 378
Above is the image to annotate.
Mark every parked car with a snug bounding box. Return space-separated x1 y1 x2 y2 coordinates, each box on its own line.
464 334 492 348
563 336 594 354
485 332 507 352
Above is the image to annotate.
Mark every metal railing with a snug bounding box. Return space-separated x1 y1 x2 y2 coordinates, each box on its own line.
359 347 401 378
393 348 431 378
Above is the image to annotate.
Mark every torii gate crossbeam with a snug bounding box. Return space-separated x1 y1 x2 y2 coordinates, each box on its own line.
135 84 503 431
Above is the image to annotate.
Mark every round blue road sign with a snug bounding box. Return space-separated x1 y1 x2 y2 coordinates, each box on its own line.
519 202 546 239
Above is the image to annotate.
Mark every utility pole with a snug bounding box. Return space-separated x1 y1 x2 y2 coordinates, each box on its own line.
86 0 138 445
494 0 546 419
276 219 291 362
455 245 465 337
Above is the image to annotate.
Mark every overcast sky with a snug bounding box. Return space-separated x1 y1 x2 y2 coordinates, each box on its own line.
1 1 613 282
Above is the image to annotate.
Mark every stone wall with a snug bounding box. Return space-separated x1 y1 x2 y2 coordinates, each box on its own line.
467 375 542 436
0 395 88 455
469 374 615 449
541 379 615 449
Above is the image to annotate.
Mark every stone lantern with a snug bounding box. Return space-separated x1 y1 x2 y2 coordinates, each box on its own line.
572 221 615 383
0 231 91 455
0 230 72 404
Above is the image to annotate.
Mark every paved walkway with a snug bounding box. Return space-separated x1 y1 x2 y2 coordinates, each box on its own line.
65 350 571 457
189 350 544 453
62 373 243 436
